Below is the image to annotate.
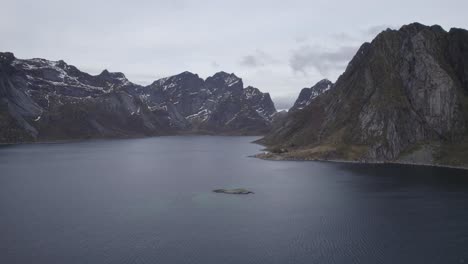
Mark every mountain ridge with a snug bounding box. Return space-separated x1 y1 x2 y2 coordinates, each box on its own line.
0 52 276 143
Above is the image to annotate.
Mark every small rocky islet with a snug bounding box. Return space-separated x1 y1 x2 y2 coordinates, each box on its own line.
212 188 254 195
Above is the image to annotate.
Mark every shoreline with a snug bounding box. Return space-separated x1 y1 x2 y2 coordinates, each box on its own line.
3 136 468 171
0 134 264 147
253 152 468 171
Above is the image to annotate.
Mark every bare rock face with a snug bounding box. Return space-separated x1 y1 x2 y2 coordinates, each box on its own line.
261 23 468 167
0 54 276 143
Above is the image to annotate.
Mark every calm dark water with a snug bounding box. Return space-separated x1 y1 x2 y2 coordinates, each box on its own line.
1 136 468 264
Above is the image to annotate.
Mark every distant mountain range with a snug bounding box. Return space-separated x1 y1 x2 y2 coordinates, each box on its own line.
259 23 468 168
0 53 276 143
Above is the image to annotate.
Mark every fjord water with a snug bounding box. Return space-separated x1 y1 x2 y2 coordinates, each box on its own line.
1 137 468 264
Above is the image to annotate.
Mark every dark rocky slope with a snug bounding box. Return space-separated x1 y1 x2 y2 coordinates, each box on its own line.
259 23 468 168
0 53 276 143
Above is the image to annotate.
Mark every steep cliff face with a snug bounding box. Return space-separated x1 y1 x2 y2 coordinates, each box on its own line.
260 23 468 167
0 54 276 143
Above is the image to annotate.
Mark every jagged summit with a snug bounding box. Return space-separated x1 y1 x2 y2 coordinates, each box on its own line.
178 71 199 77
206 71 243 91
209 71 240 81
290 79 333 111
210 71 234 77
98 69 127 80
100 69 111 75
0 51 15 59
398 22 445 34
315 79 332 85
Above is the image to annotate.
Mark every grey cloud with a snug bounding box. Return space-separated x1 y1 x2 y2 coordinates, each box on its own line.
290 24 399 76
332 25 396 43
240 50 277 68
332 32 356 42
240 55 260 67
294 35 309 43
272 95 297 110
289 45 359 75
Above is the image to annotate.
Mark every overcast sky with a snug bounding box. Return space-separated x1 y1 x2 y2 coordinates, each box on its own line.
1 0 467 109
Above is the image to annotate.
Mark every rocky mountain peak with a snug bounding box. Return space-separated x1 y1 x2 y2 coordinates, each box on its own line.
151 72 204 95
169 71 200 81
290 79 333 111
205 71 244 93
398 22 445 36
0 52 16 75
100 69 111 75
312 79 333 93
179 71 199 77
244 85 260 93
210 71 240 81
242 86 276 121
243 86 271 101
56 60 68 68
99 69 127 80
0 52 16 63
398 22 428 34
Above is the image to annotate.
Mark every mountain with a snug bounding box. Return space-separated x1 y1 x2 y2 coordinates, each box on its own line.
290 79 333 112
128 71 276 134
0 53 276 143
259 23 468 168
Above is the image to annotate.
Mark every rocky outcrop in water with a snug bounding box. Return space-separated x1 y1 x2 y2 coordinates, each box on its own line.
0 53 276 143
259 23 468 168
213 188 254 195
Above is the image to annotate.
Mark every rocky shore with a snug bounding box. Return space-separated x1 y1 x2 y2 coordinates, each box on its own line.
254 151 468 171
